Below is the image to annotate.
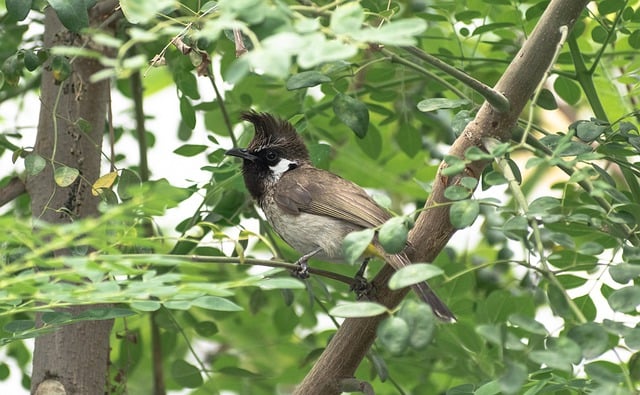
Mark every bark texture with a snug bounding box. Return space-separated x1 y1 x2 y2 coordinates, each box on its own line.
294 0 590 393
27 3 115 394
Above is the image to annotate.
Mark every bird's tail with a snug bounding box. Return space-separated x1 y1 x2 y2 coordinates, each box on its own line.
386 253 456 322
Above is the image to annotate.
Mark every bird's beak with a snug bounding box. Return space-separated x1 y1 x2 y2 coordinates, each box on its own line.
225 148 258 162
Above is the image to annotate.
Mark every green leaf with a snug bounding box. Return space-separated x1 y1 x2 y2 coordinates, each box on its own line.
452 109 474 137
179 96 196 129
388 263 444 290
76 307 136 321
191 296 243 312
586 362 625 387
25 153 46 176
174 144 207 157
286 71 331 90
54 165 80 187
2 54 22 86
130 300 162 312
607 286 640 313
508 314 548 335
217 366 261 377
475 381 501 395
625 328 640 349
397 301 436 348
194 321 218 337
547 282 570 317
23 49 40 71
351 18 427 46
503 216 529 240
568 322 609 359
444 185 472 201
378 217 409 254
417 98 470 112
297 33 358 68
449 200 480 229
369 352 389 382
164 300 192 310
629 30 640 49
396 124 421 157
120 0 177 24
529 337 582 371
257 278 305 290
170 359 203 388
575 121 607 142
377 316 410 355
47 0 89 33
609 263 640 284
355 123 381 159
553 76 581 105
3 320 35 333
51 55 71 83
333 94 369 138
342 228 374 265
535 88 557 110
330 3 365 34
329 301 387 318
7 0 32 22
117 169 141 200
472 22 515 35
441 155 466 176
499 361 527 395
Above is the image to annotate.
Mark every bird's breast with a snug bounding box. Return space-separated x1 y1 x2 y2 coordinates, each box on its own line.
260 194 360 262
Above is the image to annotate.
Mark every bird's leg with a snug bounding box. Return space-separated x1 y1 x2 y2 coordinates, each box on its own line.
291 247 322 279
350 258 373 300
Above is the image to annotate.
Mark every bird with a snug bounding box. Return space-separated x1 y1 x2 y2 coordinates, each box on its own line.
226 111 454 321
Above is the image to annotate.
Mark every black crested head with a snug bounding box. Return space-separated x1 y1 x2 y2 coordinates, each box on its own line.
240 111 310 162
227 111 310 201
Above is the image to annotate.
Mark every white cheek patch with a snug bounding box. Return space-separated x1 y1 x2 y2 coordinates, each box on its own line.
269 158 297 180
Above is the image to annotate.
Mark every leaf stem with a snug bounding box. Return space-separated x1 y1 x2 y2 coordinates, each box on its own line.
380 48 468 100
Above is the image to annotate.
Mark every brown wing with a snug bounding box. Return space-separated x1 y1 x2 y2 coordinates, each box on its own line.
274 167 390 228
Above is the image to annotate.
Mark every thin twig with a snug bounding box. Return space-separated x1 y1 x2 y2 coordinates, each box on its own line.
97 254 360 288
403 46 510 112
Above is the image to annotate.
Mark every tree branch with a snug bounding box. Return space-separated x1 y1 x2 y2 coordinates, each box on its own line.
294 1 590 393
0 177 25 207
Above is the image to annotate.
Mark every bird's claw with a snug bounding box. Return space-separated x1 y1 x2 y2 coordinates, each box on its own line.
350 274 374 300
351 257 374 300
290 258 310 279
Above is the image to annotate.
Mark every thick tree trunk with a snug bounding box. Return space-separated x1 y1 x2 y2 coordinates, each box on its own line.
294 0 590 393
27 3 115 394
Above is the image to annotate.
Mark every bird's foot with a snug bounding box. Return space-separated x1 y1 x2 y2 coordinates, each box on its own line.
350 274 374 300
350 258 374 300
291 258 310 280
289 248 322 280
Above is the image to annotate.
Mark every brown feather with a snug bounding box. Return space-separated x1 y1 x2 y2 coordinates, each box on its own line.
274 166 390 228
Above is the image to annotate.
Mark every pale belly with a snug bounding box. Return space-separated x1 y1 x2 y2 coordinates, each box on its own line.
261 205 361 262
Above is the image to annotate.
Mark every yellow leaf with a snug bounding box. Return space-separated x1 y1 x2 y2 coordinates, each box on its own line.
92 171 118 196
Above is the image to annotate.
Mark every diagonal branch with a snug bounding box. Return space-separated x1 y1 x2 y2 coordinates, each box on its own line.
294 1 590 393
0 177 25 207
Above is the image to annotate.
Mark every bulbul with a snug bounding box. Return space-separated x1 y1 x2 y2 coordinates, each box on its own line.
226 111 454 321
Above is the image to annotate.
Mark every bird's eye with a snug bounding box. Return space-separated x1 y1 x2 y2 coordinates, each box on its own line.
264 150 278 162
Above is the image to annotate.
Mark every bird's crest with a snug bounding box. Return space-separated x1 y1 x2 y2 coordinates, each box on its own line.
241 111 309 160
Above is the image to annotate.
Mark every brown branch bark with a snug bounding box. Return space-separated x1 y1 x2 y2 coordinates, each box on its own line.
294 0 589 393
27 2 117 394
0 177 25 207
